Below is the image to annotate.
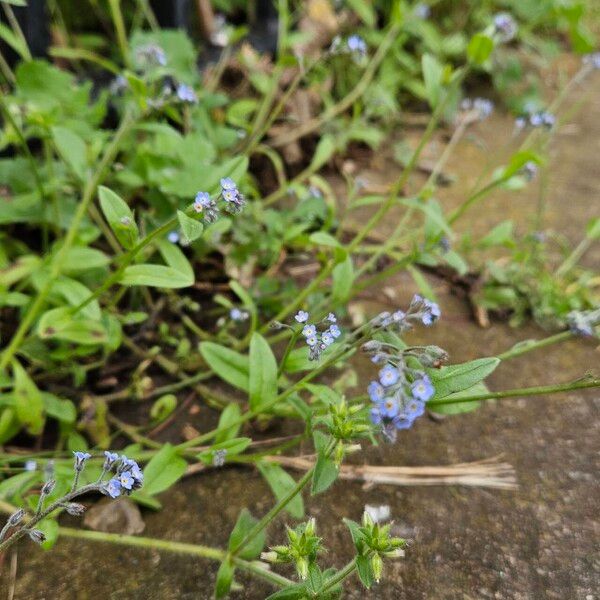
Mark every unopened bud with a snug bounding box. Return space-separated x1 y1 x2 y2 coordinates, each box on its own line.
361 340 382 354
41 479 56 497
384 548 406 559
296 557 309 580
260 551 278 563
371 553 383 583
304 518 316 537
64 503 86 516
8 509 25 526
28 529 46 544
362 510 374 528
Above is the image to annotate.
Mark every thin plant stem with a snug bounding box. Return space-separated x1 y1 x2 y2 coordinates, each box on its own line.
108 0 131 68
428 377 600 407
319 557 357 594
230 468 314 556
1 2 32 61
556 237 593 277
497 330 573 361
0 483 101 553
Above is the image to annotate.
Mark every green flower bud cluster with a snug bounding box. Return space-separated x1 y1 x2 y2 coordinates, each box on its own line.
261 519 322 581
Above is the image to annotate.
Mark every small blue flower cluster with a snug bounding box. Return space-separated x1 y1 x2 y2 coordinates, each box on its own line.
371 294 440 334
72 451 144 499
220 177 246 213
515 110 555 130
101 452 144 499
368 362 435 441
493 12 517 43
521 161 538 181
295 311 341 361
363 295 444 441
330 35 367 62
194 191 220 222
230 307 250 322
134 44 167 68
583 52 600 69
176 83 198 104
567 309 600 337
461 98 494 121
413 3 430 20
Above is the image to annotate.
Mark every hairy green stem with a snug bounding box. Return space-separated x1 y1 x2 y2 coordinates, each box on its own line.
108 0 131 68
497 330 573 361
428 377 600 407
319 557 357 595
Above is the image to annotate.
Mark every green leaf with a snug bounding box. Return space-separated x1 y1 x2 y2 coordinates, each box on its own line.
479 221 514 247
355 554 374 588
502 151 540 178
309 135 336 171
177 210 204 243
215 403 242 443
199 342 249 391
98 186 139 249
61 247 109 273
38 307 108 345
119 264 193 288
467 33 494 65
428 357 500 400
157 239 194 281
346 0 376 25
306 563 324 594
309 232 341 247
142 443 187 496
430 382 486 415
228 509 265 560
215 559 235 598
332 256 354 304
311 453 338 495
249 333 278 412
257 462 304 519
12 360 44 435
408 266 437 302
422 53 443 108
37 518 60 551
586 217 600 240
42 393 76 424
150 394 177 423
51 126 87 180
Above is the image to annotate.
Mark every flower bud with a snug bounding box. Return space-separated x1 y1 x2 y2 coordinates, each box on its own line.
384 548 406 559
371 553 383 583
296 557 309 580
8 509 25 526
28 529 46 544
304 518 316 538
41 479 56 497
65 503 86 517
260 551 278 563
361 340 382 354
362 510 374 528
